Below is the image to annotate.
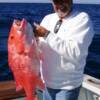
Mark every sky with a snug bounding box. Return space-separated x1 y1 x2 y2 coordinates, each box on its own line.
0 0 100 4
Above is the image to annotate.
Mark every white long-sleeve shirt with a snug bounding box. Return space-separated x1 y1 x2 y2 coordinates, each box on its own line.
39 10 94 90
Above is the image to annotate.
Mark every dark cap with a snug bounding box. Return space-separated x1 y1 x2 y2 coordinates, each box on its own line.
52 0 73 4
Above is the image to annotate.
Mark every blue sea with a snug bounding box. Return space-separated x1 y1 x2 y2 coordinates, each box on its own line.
0 3 100 81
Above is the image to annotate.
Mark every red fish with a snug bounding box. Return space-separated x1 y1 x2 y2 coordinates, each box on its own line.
8 18 44 100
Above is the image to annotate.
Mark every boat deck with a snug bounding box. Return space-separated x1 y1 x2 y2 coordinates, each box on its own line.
0 74 100 100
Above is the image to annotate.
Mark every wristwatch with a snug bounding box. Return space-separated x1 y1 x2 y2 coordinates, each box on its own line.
44 31 50 38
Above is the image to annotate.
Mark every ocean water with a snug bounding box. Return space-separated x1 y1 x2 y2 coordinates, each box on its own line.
0 3 100 81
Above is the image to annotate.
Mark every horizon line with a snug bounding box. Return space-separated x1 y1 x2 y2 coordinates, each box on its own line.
0 2 100 4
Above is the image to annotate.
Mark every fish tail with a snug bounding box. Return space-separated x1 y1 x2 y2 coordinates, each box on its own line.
26 95 37 100
23 80 36 100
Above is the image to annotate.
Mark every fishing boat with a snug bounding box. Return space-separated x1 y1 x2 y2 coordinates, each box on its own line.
0 74 100 100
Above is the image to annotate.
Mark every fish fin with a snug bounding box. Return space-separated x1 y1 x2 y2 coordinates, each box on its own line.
16 85 23 92
37 78 45 91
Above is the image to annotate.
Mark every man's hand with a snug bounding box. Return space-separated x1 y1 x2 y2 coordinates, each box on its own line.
34 22 49 37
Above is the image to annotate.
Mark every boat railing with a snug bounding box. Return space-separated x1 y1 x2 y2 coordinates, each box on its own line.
78 74 100 100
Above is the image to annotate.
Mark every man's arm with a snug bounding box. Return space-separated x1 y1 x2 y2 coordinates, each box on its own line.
34 13 94 61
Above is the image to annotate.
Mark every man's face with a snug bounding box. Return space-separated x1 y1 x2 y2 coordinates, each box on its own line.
52 1 72 18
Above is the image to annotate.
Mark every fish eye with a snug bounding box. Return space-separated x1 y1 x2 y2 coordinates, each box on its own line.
10 36 14 39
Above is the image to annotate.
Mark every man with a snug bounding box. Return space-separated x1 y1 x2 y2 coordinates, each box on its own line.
34 0 94 100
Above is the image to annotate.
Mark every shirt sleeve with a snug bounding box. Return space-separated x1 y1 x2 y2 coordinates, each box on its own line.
45 12 94 61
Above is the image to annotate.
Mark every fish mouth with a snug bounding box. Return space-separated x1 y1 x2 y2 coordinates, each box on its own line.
14 19 21 26
13 18 27 33
13 19 22 32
